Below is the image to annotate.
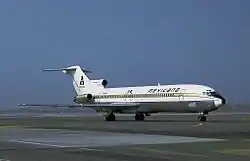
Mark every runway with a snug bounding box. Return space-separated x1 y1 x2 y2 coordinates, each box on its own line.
0 112 250 161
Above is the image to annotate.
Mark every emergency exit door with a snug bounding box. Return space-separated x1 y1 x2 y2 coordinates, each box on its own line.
179 89 186 101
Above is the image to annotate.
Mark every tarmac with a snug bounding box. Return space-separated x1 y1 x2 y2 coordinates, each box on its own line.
0 112 250 161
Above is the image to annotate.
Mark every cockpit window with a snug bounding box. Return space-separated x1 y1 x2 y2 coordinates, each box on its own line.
203 92 212 96
203 90 226 104
204 91 223 99
203 91 216 95
210 91 217 96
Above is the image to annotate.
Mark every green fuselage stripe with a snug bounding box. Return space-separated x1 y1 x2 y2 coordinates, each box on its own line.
79 93 200 100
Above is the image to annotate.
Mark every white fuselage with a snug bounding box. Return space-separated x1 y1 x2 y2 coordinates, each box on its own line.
19 65 226 121
75 84 226 114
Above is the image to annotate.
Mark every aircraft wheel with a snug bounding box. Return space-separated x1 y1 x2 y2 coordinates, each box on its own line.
199 115 207 122
135 113 145 121
105 112 116 121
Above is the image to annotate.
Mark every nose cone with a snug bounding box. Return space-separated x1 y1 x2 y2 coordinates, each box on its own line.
214 97 226 107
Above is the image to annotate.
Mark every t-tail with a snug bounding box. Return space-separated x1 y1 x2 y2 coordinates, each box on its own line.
42 65 104 95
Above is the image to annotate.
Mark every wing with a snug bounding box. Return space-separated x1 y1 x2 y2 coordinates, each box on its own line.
18 103 140 111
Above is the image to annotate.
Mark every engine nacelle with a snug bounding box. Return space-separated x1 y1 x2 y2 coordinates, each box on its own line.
73 94 93 103
86 93 93 100
91 79 108 87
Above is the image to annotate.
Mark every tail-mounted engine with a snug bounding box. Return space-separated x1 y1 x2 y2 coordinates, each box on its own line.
91 79 108 87
86 94 93 100
73 94 94 103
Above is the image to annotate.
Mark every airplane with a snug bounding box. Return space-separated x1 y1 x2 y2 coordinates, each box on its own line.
19 65 226 122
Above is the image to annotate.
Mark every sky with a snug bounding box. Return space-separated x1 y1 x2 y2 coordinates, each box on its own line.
0 0 249 108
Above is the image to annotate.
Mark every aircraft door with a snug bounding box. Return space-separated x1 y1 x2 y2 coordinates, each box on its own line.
179 89 186 101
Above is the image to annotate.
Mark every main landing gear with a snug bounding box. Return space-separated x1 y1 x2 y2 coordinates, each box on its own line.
105 112 116 121
105 112 147 121
197 112 207 122
135 112 145 121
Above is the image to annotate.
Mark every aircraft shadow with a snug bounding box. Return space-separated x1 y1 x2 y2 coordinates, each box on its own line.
114 119 250 123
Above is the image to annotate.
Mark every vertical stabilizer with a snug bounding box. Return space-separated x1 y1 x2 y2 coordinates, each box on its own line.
42 65 93 95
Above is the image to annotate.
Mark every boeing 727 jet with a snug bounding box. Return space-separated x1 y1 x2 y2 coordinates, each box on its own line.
19 65 226 122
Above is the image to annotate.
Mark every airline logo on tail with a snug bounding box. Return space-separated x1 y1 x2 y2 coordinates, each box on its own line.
79 76 85 87
42 65 107 94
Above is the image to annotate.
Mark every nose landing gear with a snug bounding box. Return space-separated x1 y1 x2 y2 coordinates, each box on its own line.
197 112 207 122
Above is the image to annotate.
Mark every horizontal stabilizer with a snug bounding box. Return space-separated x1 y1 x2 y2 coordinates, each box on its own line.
18 103 140 110
18 104 82 108
42 65 91 73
